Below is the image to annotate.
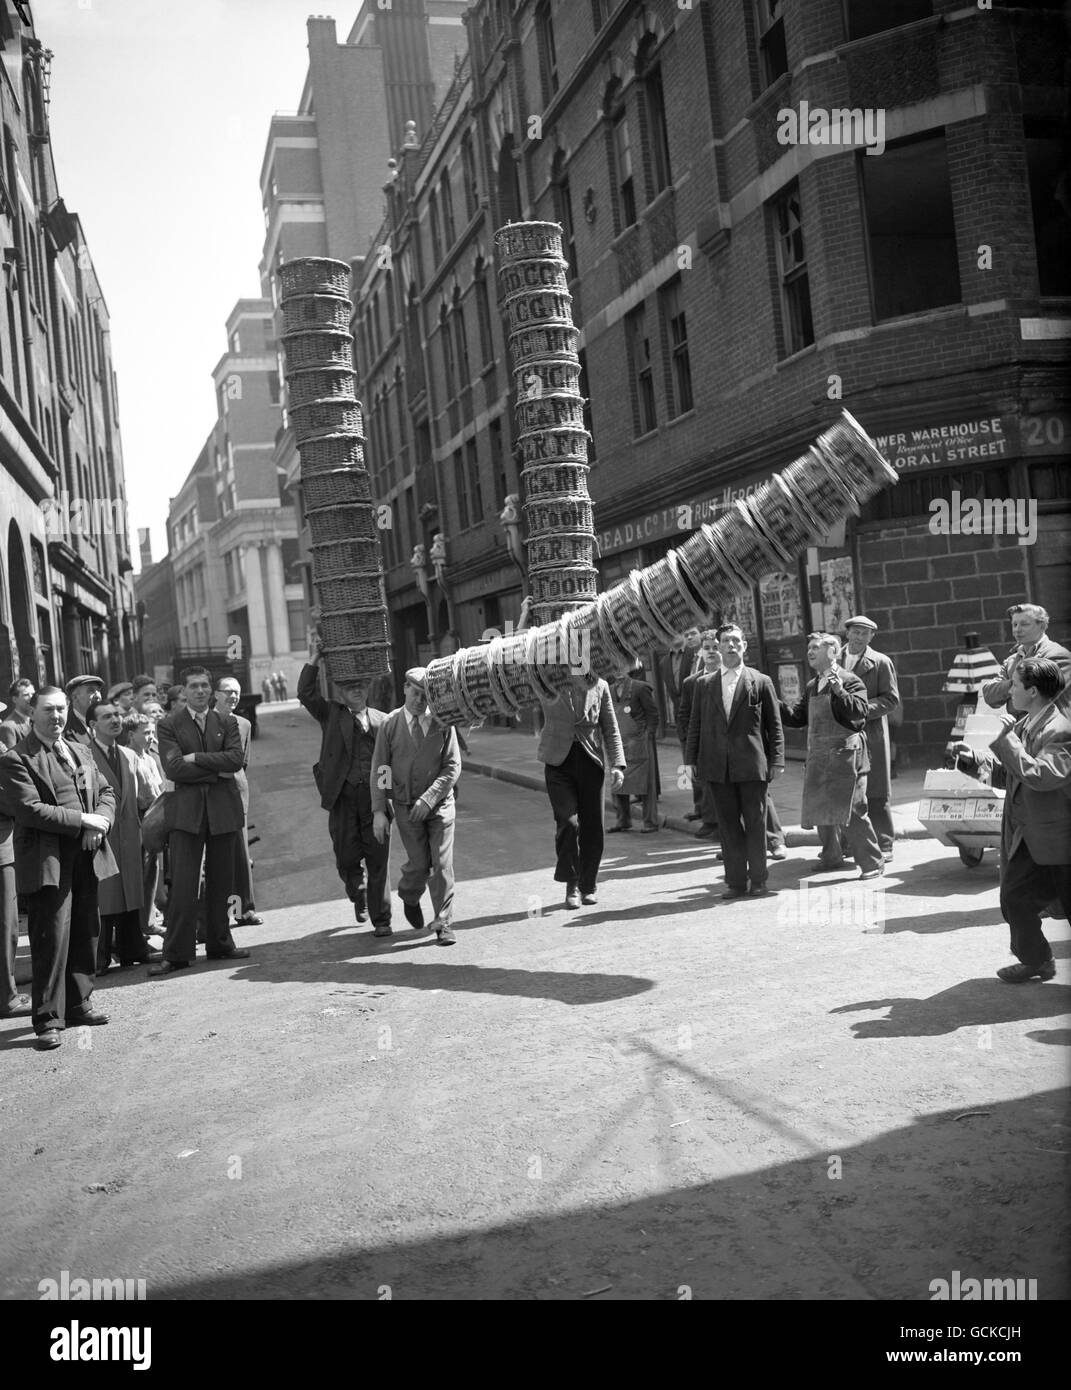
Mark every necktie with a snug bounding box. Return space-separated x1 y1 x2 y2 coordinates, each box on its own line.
412 716 425 746
107 744 119 776
192 712 206 749
54 741 87 810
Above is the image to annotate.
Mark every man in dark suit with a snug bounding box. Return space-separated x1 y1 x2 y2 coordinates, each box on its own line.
781 633 884 879
213 676 262 927
150 666 249 976
0 723 31 1018
841 616 900 862
677 630 721 841
660 626 703 820
952 658 1070 983
609 666 662 833
0 686 116 1050
1 676 35 743
299 637 392 936
685 624 784 899
63 674 103 746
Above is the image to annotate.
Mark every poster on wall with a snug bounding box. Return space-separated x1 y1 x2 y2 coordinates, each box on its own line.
777 663 802 706
721 587 758 643
820 557 855 635
759 572 802 640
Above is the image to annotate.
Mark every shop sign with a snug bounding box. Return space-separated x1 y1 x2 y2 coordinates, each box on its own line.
871 416 1018 473
598 483 760 556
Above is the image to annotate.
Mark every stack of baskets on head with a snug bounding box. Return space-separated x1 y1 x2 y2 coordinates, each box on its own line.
277 258 390 687
419 410 899 728
494 221 596 629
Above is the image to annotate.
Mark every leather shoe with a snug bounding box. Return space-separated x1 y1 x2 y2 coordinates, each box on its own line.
749 885 777 897
721 887 749 900
695 826 718 839
403 902 425 931
997 959 1056 983
35 1031 62 1051
148 959 191 976
353 901 368 924
812 859 847 872
858 868 884 881
206 948 250 960
640 816 666 834
564 882 581 909
684 811 702 822
436 925 457 946
0 993 32 1017
239 911 264 926
119 950 162 967
373 925 393 939
768 847 788 861
581 891 598 905
66 1009 108 1026
607 823 631 833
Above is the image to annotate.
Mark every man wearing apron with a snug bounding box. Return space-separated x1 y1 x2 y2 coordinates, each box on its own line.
781 632 884 879
609 666 663 833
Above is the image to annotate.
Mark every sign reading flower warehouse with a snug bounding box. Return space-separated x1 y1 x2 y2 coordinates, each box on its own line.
870 416 1018 473
598 484 759 557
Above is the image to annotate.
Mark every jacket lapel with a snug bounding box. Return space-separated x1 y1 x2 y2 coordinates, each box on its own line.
727 668 750 726
90 741 120 797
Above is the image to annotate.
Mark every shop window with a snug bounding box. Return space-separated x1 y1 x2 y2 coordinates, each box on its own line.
861 131 961 321
754 0 788 89
770 184 814 356
625 303 657 436
843 0 932 41
1025 120 1071 297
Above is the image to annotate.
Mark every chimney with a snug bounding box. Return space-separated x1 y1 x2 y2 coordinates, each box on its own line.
138 527 153 568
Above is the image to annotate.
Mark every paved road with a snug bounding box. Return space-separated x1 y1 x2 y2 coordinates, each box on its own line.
1 706 1067 1300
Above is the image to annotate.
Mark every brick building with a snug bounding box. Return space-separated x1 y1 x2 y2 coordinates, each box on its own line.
473 0 1070 762
0 0 139 696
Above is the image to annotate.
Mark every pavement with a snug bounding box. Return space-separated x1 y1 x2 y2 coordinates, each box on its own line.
461 724 931 844
1 700 1067 1302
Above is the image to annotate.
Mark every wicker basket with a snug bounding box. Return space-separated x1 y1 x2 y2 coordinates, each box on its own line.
281 330 354 372
302 468 374 515
675 525 740 610
516 392 586 434
711 502 787 579
282 294 352 335
458 645 513 720
528 565 599 606
518 429 589 468
287 367 358 409
525 497 595 536
526 626 573 701
781 446 858 528
310 538 384 577
494 633 543 710
636 551 711 644
817 411 898 501
324 644 392 686
601 575 659 659
279 257 352 299
315 572 386 612
305 502 379 545
424 653 475 727
290 399 365 443
510 325 580 366
504 288 574 334
499 258 570 297
515 359 583 397
745 476 819 560
527 534 596 570
522 462 590 499
493 221 564 263
559 604 627 680
320 608 391 649
298 432 367 475
532 599 590 627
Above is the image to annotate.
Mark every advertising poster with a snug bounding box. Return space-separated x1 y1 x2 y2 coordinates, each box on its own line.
759 572 802 640
820 557 855 634
777 663 802 706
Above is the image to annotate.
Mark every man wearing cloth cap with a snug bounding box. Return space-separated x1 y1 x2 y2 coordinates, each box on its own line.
64 675 103 746
841 617 900 863
107 682 135 715
299 636 392 936
371 668 460 945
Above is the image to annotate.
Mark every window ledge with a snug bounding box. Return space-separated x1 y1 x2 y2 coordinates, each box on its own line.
480 359 497 380
666 408 696 429
642 184 677 222
631 427 660 445
610 221 642 252
774 342 817 371
743 71 791 124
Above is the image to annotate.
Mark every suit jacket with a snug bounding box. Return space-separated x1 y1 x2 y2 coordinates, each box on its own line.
64 709 91 747
537 678 625 771
0 732 117 893
841 645 899 801
982 635 1071 715
977 703 1071 864
684 665 784 783
0 711 32 744
659 648 697 727
232 713 252 817
89 739 150 914
156 706 244 836
370 708 460 814
676 668 707 757
298 662 389 811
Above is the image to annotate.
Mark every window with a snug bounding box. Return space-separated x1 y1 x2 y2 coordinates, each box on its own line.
385 269 396 333
429 188 442 265
461 132 479 220
625 304 657 435
578 349 596 464
439 305 456 404
754 0 788 88
474 262 494 365
609 90 636 230
489 416 506 509
771 184 814 355
1025 120 1071 297
371 292 383 360
861 131 961 320
660 277 693 417
452 288 471 391
440 170 456 250
287 600 307 650
638 39 672 199
454 449 471 530
538 2 559 100
592 0 611 30
466 438 484 522
843 0 932 41
230 330 241 353
552 153 578 280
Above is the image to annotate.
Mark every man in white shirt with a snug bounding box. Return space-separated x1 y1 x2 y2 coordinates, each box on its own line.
840 616 900 861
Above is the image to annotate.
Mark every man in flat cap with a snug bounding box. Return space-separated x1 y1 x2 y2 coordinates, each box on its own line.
107 682 135 715
841 617 900 863
299 636 392 935
371 668 461 945
63 675 103 746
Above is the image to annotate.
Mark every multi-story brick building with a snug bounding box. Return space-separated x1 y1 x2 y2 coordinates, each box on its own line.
470 0 1070 761
260 1 470 669
0 0 139 695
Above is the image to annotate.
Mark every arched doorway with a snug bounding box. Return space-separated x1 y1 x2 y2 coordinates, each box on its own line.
7 522 37 680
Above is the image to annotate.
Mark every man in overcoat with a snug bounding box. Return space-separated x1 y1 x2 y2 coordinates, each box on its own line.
609 665 662 833
840 616 900 862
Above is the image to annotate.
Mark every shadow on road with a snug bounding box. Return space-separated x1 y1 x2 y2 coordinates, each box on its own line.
830 978 1071 1038
147 1087 1070 1300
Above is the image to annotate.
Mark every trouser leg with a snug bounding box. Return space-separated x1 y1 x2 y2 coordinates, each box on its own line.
426 805 456 924
161 828 205 963
393 807 432 906
711 783 748 891
613 793 631 828
26 857 73 1032
867 796 895 856
845 775 883 875
573 751 605 893
738 781 769 887
203 831 238 955
545 759 581 886
1000 844 1057 969
0 862 18 1009
233 826 254 912
818 825 846 865
766 796 784 851
64 849 99 1021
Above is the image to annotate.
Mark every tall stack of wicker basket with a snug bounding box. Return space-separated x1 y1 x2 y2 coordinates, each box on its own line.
277 258 390 686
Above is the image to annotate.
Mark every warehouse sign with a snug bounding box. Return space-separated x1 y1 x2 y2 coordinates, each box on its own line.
598 483 759 556
871 417 1016 472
